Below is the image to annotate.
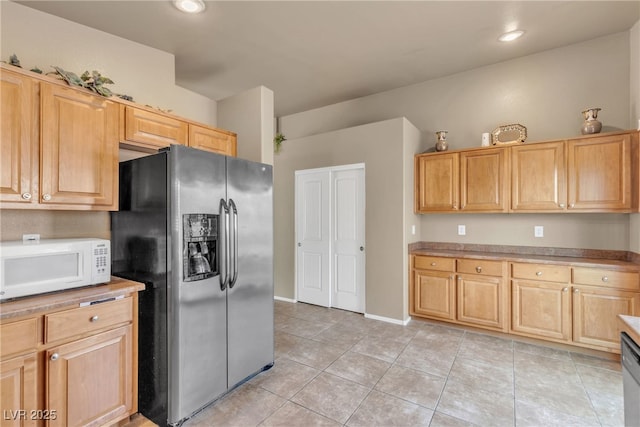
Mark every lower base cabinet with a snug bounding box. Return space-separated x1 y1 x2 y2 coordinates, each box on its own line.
47 326 133 427
411 255 640 353
0 280 141 427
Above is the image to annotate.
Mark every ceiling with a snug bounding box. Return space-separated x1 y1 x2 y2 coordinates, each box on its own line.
16 1 640 117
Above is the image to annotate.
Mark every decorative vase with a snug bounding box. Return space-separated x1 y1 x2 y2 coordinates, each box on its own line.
581 108 602 135
435 130 448 151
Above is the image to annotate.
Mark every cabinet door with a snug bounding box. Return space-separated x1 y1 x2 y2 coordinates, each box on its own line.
460 147 508 212
0 353 38 427
457 274 506 330
412 270 456 320
40 83 118 209
123 106 188 149
0 68 39 206
188 124 237 156
511 280 571 341
511 141 566 211
46 325 133 427
414 153 459 212
567 134 631 211
572 286 640 350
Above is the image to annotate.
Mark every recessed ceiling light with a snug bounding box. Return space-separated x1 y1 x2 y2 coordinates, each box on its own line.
173 0 206 14
498 30 525 42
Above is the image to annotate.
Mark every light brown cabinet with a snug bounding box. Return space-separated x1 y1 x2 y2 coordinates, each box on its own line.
411 256 456 320
414 153 459 212
119 104 238 156
456 259 507 331
410 255 507 332
511 141 566 211
0 280 142 427
459 148 509 212
0 65 119 210
510 262 639 352
0 67 38 207
415 130 638 214
414 147 508 213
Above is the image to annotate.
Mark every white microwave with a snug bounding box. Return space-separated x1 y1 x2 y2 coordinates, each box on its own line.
0 238 111 301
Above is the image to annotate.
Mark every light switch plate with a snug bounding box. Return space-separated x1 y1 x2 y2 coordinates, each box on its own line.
458 225 466 236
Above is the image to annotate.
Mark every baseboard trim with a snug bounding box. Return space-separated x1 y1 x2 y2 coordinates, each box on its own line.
364 313 411 326
274 296 297 303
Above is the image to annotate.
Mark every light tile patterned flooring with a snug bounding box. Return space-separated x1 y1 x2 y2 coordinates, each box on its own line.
183 300 624 427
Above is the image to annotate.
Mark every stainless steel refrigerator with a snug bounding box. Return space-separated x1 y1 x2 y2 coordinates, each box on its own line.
110 145 274 426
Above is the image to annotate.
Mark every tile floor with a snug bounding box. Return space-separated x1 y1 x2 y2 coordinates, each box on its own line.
183 300 625 427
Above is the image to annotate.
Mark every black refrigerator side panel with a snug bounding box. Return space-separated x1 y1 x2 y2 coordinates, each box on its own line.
111 153 169 426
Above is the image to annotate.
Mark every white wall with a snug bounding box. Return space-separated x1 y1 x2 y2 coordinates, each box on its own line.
218 86 275 165
1 1 217 125
279 31 635 253
274 118 420 321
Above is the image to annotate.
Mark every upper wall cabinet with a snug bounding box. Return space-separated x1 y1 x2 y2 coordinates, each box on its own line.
415 147 508 213
119 103 237 156
1 65 119 210
415 129 639 214
0 67 38 205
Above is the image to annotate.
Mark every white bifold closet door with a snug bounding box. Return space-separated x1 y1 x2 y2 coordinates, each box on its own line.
295 164 365 313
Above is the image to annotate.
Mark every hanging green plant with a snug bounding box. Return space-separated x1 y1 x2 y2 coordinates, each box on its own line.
273 132 286 153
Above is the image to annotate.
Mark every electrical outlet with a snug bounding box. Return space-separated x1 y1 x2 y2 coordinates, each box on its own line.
534 226 544 238
22 234 40 242
411 225 416 235
458 225 466 236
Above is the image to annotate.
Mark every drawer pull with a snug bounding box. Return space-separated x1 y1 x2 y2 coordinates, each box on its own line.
602 276 609 282
90 315 99 322
536 271 542 277
50 353 59 361
21 192 32 200
475 266 482 273
431 262 436 266
574 288 580 294
562 287 568 292
42 194 52 201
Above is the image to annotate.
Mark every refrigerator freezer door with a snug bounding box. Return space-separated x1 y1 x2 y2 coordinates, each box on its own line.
226 156 274 387
168 146 228 424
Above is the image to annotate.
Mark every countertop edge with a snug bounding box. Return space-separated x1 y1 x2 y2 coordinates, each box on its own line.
409 242 640 271
0 277 146 321
618 315 640 346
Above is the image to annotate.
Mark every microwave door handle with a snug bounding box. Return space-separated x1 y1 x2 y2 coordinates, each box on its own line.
229 199 238 288
219 199 230 291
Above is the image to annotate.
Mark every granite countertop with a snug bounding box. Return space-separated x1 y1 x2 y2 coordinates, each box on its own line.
409 242 640 271
619 315 640 345
0 277 145 321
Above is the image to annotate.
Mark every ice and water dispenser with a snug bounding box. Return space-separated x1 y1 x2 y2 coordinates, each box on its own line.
183 213 218 281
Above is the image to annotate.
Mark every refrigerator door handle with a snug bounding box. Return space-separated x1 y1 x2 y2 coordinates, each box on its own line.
219 198 231 291
229 199 239 288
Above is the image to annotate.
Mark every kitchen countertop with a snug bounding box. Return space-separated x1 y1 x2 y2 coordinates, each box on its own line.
619 315 640 345
409 242 640 271
0 277 145 321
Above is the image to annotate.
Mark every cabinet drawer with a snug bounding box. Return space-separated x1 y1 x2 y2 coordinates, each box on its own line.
572 268 639 291
0 317 39 358
414 255 455 272
457 259 503 276
45 297 133 343
511 263 571 283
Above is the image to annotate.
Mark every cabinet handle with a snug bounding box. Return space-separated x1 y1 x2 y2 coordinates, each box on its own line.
569 203 575 208
50 353 59 361
536 271 542 277
602 276 609 282
90 315 99 322
475 266 482 273
562 287 568 292
42 194 52 201
559 203 565 208
574 288 580 294
453 204 458 210
21 192 32 200
449 275 454 280
431 262 436 266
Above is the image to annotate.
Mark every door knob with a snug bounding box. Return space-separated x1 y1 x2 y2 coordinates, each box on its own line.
298 242 302 247
360 246 364 251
